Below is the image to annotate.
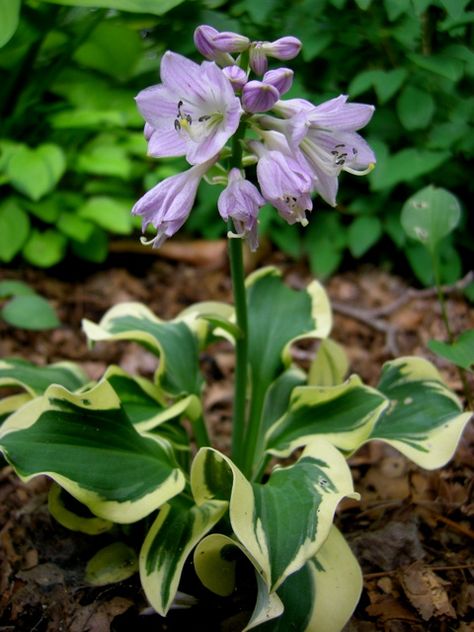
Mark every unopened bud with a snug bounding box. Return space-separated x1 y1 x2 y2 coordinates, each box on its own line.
242 80 279 113
194 25 219 59
223 65 248 91
263 68 294 96
213 31 250 53
193 25 234 66
262 36 302 60
249 43 268 76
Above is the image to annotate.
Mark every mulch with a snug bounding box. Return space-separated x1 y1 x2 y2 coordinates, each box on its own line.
1 244 473 631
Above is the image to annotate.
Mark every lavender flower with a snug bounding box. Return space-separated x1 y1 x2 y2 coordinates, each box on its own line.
135 51 242 165
297 95 376 206
242 80 280 113
132 158 215 247
218 168 265 251
250 132 314 226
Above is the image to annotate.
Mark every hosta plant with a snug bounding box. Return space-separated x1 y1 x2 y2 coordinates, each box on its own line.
0 26 471 631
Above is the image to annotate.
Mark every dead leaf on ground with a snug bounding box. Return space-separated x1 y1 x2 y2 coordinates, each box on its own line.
69 596 134 632
398 560 456 620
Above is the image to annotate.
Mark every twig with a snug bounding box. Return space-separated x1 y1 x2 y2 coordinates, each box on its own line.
331 271 473 357
420 507 474 540
331 300 400 355
364 563 474 580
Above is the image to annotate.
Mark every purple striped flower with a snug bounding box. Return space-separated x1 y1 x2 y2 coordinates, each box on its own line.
135 52 242 166
218 168 265 251
132 158 216 247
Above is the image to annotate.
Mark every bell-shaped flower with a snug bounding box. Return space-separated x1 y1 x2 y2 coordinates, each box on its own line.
132 158 216 248
242 80 280 113
223 65 248 91
135 51 242 165
250 132 314 226
297 95 376 206
218 168 265 251
263 68 294 97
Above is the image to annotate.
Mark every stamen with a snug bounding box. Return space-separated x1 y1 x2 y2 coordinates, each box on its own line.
343 162 375 176
174 119 181 131
140 235 157 247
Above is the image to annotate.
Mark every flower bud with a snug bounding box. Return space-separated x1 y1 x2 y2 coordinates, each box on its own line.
223 65 248 91
249 43 268 76
242 80 279 113
194 25 219 58
262 36 302 60
263 68 294 96
213 31 250 53
193 25 234 66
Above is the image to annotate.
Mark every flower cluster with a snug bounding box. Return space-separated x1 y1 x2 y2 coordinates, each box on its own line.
133 26 375 250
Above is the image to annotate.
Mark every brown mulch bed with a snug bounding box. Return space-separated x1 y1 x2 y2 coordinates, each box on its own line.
1 246 473 631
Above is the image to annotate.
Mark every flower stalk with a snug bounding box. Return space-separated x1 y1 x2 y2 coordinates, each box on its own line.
228 126 249 468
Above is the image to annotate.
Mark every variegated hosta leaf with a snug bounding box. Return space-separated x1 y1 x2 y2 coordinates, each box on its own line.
251 368 307 467
179 300 237 343
85 542 138 586
103 365 200 431
265 375 388 458
193 527 362 632
308 338 350 387
139 495 227 616
0 393 31 425
0 357 89 397
246 267 332 398
82 302 203 397
48 482 113 535
193 534 284 631
192 439 358 592
368 356 472 469
252 526 362 632
0 380 185 523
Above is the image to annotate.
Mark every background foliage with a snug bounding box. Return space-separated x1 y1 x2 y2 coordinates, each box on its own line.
0 0 472 285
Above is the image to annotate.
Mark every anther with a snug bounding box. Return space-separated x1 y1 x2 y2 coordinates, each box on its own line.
174 119 181 131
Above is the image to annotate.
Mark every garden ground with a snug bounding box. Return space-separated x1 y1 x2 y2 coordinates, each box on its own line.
1 243 473 631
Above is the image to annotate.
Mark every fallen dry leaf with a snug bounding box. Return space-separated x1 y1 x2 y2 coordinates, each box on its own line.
398 561 456 620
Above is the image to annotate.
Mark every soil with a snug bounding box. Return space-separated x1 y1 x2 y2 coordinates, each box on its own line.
0 243 473 632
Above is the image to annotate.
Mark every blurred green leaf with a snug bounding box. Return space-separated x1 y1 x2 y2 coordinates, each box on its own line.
428 330 474 371
71 225 109 262
74 22 142 81
401 185 461 254
1 295 60 330
384 0 411 21
0 198 30 263
76 143 131 179
439 0 470 18
397 85 435 130
38 0 186 15
78 196 133 234
6 144 66 201
0 280 35 298
348 216 382 258
369 147 450 191
22 229 67 268
409 52 465 81
0 0 21 48
354 0 372 8
57 212 94 243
